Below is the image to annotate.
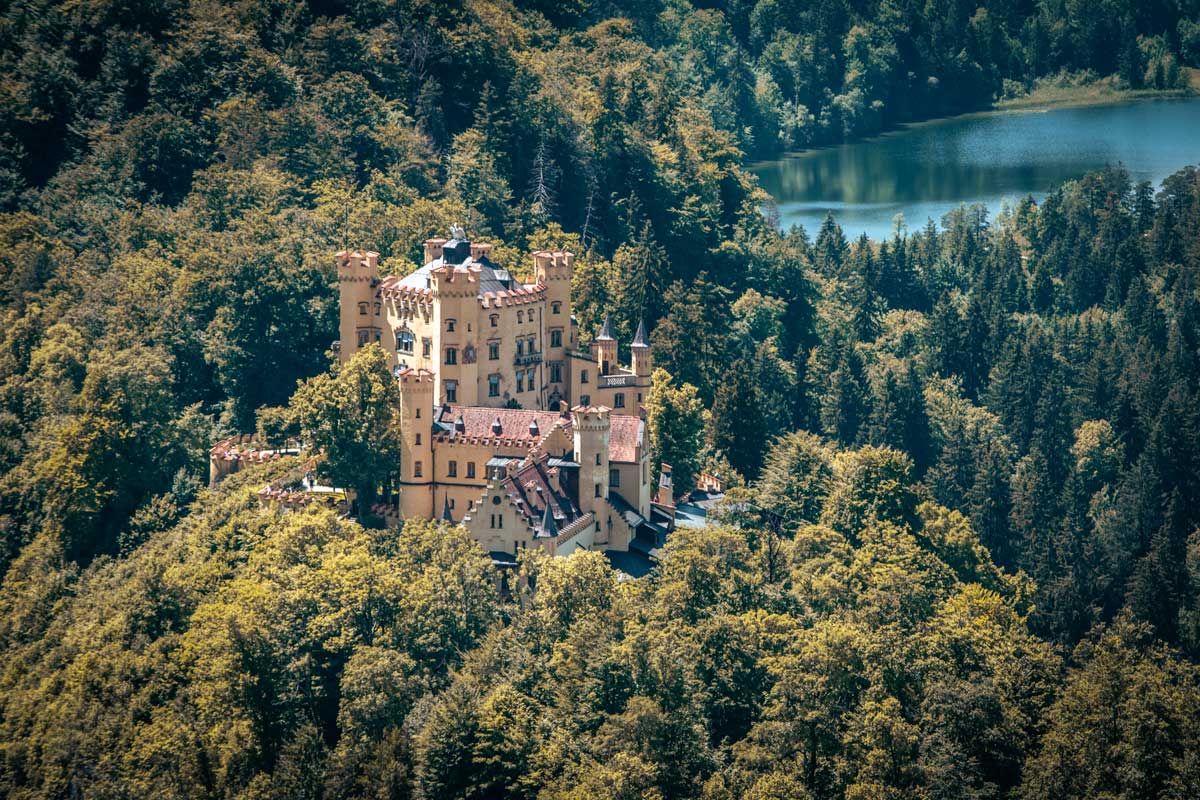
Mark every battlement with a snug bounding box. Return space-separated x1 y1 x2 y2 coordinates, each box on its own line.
336 250 380 271
533 250 574 274
398 367 436 390
572 405 612 429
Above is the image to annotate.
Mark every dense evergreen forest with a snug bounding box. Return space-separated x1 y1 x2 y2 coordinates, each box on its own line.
4 0 1200 797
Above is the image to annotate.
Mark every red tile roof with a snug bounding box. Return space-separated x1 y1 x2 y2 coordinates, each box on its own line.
435 405 643 463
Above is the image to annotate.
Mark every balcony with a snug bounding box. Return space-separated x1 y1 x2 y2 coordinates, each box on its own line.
514 351 543 366
598 373 634 388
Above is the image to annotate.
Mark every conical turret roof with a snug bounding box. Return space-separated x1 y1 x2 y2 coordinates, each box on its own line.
595 313 615 341
632 318 649 347
442 495 454 523
539 502 559 538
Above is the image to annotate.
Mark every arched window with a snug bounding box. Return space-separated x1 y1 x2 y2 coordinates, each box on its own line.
396 329 415 353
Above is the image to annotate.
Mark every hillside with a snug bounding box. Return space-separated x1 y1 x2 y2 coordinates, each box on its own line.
3 1 1200 798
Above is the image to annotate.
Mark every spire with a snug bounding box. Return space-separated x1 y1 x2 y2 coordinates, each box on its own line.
442 495 454 524
596 313 614 341
539 501 559 537
632 318 649 347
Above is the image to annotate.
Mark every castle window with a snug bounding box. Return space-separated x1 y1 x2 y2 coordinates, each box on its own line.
450 498 455 508
446 319 456 332
444 380 457 403
550 362 562 383
422 338 431 357
517 340 524 356
595 453 601 465
414 461 423 478
610 468 620 488
358 302 368 316
580 394 590 405
374 302 381 316
488 342 499 360
594 484 601 497
552 301 562 314
415 434 421 445
527 368 536 388
516 372 524 393
416 408 421 419
357 330 369 347
374 330 382 343
445 348 457 365
397 330 415 353
581 370 588 384
448 460 457 478
489 374 500 397
614 393 625 408
517 311 524 323
550 329 562 348
490 314 498 328
467 462 476 479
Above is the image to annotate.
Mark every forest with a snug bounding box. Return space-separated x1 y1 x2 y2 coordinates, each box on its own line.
3 0 1200 798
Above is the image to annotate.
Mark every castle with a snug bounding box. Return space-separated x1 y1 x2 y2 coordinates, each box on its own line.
337 226 651 412
335 228 670 564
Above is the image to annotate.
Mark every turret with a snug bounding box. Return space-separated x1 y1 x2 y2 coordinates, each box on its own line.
423 238 448 264
398 368 435 519
535 250 574 398
572 405 610 519
631 318 651 378
593 313 617 376
337 250 381 364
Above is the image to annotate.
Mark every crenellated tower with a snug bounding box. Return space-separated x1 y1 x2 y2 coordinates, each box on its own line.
337 250 381 364
573 405 611 520
535 250 573 402
397 368 435 518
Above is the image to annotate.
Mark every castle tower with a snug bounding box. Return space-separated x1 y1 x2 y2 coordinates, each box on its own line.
593 314 617 376
573 405 610 520
398 368 435 519
429 261 478 406
631 318 651 378
337 250 381 364
535 250 573 403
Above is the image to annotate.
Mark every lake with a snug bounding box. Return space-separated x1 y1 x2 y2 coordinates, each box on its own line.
751 97 1200 242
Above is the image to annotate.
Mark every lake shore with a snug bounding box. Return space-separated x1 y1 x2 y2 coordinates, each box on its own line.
995 70 1199 113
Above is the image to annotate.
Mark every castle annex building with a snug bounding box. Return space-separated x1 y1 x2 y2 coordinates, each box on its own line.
335 229 671 565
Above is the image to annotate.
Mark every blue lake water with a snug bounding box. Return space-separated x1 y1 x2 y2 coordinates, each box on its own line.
750 97 1200 241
